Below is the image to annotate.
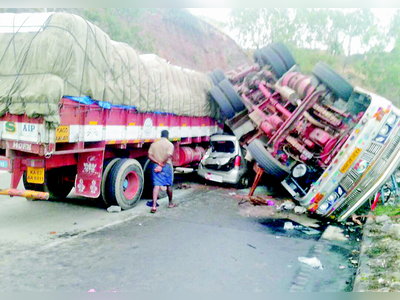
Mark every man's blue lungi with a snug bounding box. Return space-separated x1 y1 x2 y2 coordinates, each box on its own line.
152 163 173 186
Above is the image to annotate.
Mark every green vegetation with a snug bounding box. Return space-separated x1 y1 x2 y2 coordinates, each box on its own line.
229 8 400 106
82 8 156 54
373 205 400 217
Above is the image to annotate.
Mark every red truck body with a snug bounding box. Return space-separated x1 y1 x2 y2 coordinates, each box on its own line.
0 97 218 205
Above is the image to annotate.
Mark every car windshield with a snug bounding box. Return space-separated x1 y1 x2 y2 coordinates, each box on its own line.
210 140 235 153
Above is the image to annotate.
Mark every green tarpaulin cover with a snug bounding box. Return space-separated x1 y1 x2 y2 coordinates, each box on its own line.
0 13 215 128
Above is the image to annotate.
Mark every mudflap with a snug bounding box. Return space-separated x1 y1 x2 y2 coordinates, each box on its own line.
74 151 104 198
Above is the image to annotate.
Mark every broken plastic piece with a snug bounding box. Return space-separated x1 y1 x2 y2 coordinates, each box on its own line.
284 222 295 230
298 257 323 270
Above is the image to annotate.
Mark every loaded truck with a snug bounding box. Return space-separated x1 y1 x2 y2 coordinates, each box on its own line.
0 12 220 208
208 43 400 222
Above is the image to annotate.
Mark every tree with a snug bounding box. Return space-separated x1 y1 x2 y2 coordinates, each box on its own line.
229 8 296 49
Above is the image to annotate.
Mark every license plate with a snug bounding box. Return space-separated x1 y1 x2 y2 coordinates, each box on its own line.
340 148 362 174
56 126 70 143
205 173 223 183
27 167 45 184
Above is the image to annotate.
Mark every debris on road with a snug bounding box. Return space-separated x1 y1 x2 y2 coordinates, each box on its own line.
284 222 295 230
294 206 307 214
236 195 276 206
247 244 256 249
107 206 122 213
278 200 296 211
176 183 191 190
321 226 348 241
298 257 323 270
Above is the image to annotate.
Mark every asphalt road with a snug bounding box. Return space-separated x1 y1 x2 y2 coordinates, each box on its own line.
0 171 359 291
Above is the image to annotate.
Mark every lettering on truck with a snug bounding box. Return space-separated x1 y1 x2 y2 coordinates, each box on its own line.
5 122 16 133
23 124 35 132
12 141 32 151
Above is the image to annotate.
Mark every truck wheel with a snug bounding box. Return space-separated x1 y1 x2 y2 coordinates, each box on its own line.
311 62 354 101
253 49 261 64
259 46 288 78
209 86 236 119
248 139 289 181
270 43 296 70
213 68 226 83
107 159 144 210
207 72 218 85
142 159 169 200
23 166 75 199
100 158 121 207
218 79 246 112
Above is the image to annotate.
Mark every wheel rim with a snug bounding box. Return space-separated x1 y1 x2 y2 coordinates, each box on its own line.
241 176 249 187
123 171 139 200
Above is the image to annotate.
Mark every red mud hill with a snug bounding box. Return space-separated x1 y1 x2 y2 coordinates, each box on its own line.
131 9 251 72
0 8 250 73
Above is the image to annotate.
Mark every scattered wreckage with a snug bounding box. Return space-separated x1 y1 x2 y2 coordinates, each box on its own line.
207 43 400 222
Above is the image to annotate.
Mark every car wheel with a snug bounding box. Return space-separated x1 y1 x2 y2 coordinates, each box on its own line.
218 79 246 112
23 166 75 199
248 139 289 181
209 86 236 119
311 62 354 101
107 159 144 210
236 174 251 189
270 43 296 70
259 46 288 78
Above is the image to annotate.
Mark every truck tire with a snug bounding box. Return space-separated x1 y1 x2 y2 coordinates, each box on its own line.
270 43 296 70
207 72 218 85
209 86 236 119
100 158 121 207
259 46 287 78
142 159 169 200
23 166 75 199
213 68 226 83
107 158 144 210
311 62 354 101
218 79 246 112
248 139 289 181
253 49 261 64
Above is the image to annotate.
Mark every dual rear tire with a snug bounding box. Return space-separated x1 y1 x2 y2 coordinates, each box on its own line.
104 159 144 210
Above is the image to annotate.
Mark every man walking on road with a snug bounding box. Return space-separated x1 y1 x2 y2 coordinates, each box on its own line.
148 130 177 213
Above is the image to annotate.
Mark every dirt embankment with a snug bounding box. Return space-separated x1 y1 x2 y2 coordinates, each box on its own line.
125 9 251 72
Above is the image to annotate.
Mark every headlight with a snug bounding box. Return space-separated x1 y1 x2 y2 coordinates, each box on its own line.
379 124 390 136
319 202 329 211
292 164 307 178
375 136 385 143
387 114 397 126
327 193 338 203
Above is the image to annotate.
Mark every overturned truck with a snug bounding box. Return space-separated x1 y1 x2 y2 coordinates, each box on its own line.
208 44 400 222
